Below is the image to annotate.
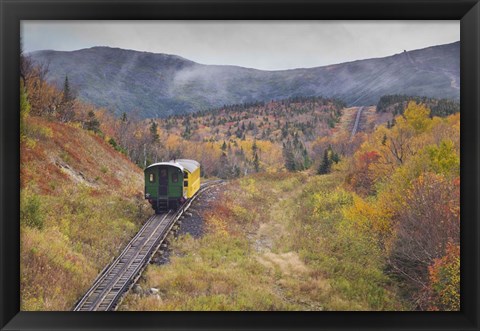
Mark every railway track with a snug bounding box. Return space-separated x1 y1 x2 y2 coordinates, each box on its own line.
351 106 364 138
73 180 222 311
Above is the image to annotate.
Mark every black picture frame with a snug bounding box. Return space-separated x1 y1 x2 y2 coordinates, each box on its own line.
1 0 479 330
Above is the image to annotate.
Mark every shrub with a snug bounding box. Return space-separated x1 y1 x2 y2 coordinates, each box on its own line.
388 173 460 309
20 192 44 230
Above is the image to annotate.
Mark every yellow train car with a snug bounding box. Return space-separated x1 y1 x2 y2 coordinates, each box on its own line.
175 159 201 199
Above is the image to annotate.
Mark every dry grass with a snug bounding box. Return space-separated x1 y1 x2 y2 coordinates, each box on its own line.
121 171 406 311
256 252 309 276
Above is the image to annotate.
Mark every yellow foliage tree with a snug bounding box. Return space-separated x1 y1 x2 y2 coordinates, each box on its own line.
403 101 431 134
343 194 393 245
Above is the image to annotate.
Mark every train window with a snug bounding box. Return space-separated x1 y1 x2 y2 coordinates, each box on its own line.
172 172 179 183
184 171 188 179
160 169 167 177
149 173 155 183
184 181 188 187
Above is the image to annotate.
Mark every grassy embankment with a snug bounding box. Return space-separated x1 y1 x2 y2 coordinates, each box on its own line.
20 116 150 310
121 171 406 311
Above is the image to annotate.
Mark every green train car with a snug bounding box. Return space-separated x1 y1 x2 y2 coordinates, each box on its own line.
144 159 200 214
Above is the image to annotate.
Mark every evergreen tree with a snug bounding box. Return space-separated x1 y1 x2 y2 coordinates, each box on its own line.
252 139 260 172
218 151 229 179
58 75 75 122
253 152 260 172
331 151 340 164
381 133 388 146
318 149 332 175
252 139 258 153
85 110 101 133
302 147 312 169
62 75 72 104
282 140 295 171
182 125 191 139
232 164 241 178
221 140 227 151
150 120 159 142
235 127 242 138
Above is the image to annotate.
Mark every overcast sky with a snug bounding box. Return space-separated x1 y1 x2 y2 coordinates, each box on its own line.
21 21 459 71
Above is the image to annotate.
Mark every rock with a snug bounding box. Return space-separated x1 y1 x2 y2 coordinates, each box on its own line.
149 288 159 295
132 284 143 295
154 294 163 303
186 212 193 217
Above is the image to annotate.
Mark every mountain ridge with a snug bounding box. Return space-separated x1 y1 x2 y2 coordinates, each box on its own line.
29 41 460 118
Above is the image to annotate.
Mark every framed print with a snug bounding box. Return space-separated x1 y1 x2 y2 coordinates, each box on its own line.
1 0 479 330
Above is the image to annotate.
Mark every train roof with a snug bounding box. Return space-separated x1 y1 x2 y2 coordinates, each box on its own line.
175 159 200 173
145 162 183 172
145 159 200 173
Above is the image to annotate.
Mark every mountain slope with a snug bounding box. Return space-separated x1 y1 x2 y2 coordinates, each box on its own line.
29 42 459 118
21 116 149 310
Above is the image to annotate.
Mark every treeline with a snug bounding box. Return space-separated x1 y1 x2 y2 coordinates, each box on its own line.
177 96 346 119
20 54 103 136
162 96 344 145
377 95 459 117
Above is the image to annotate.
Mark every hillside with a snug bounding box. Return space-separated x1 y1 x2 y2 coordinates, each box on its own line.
163 96 345 143
20 115 150 310
29 42 459 118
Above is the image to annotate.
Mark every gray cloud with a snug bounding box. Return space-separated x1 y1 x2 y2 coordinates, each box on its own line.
21 20 459 70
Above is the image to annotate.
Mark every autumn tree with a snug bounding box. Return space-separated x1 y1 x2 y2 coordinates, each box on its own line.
20 37 32 83
24 63 63 117
346 150 381 195
20 81 31 140
427 243 460 311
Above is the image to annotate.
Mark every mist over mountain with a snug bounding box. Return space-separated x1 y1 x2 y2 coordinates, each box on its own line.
29 41 459 118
